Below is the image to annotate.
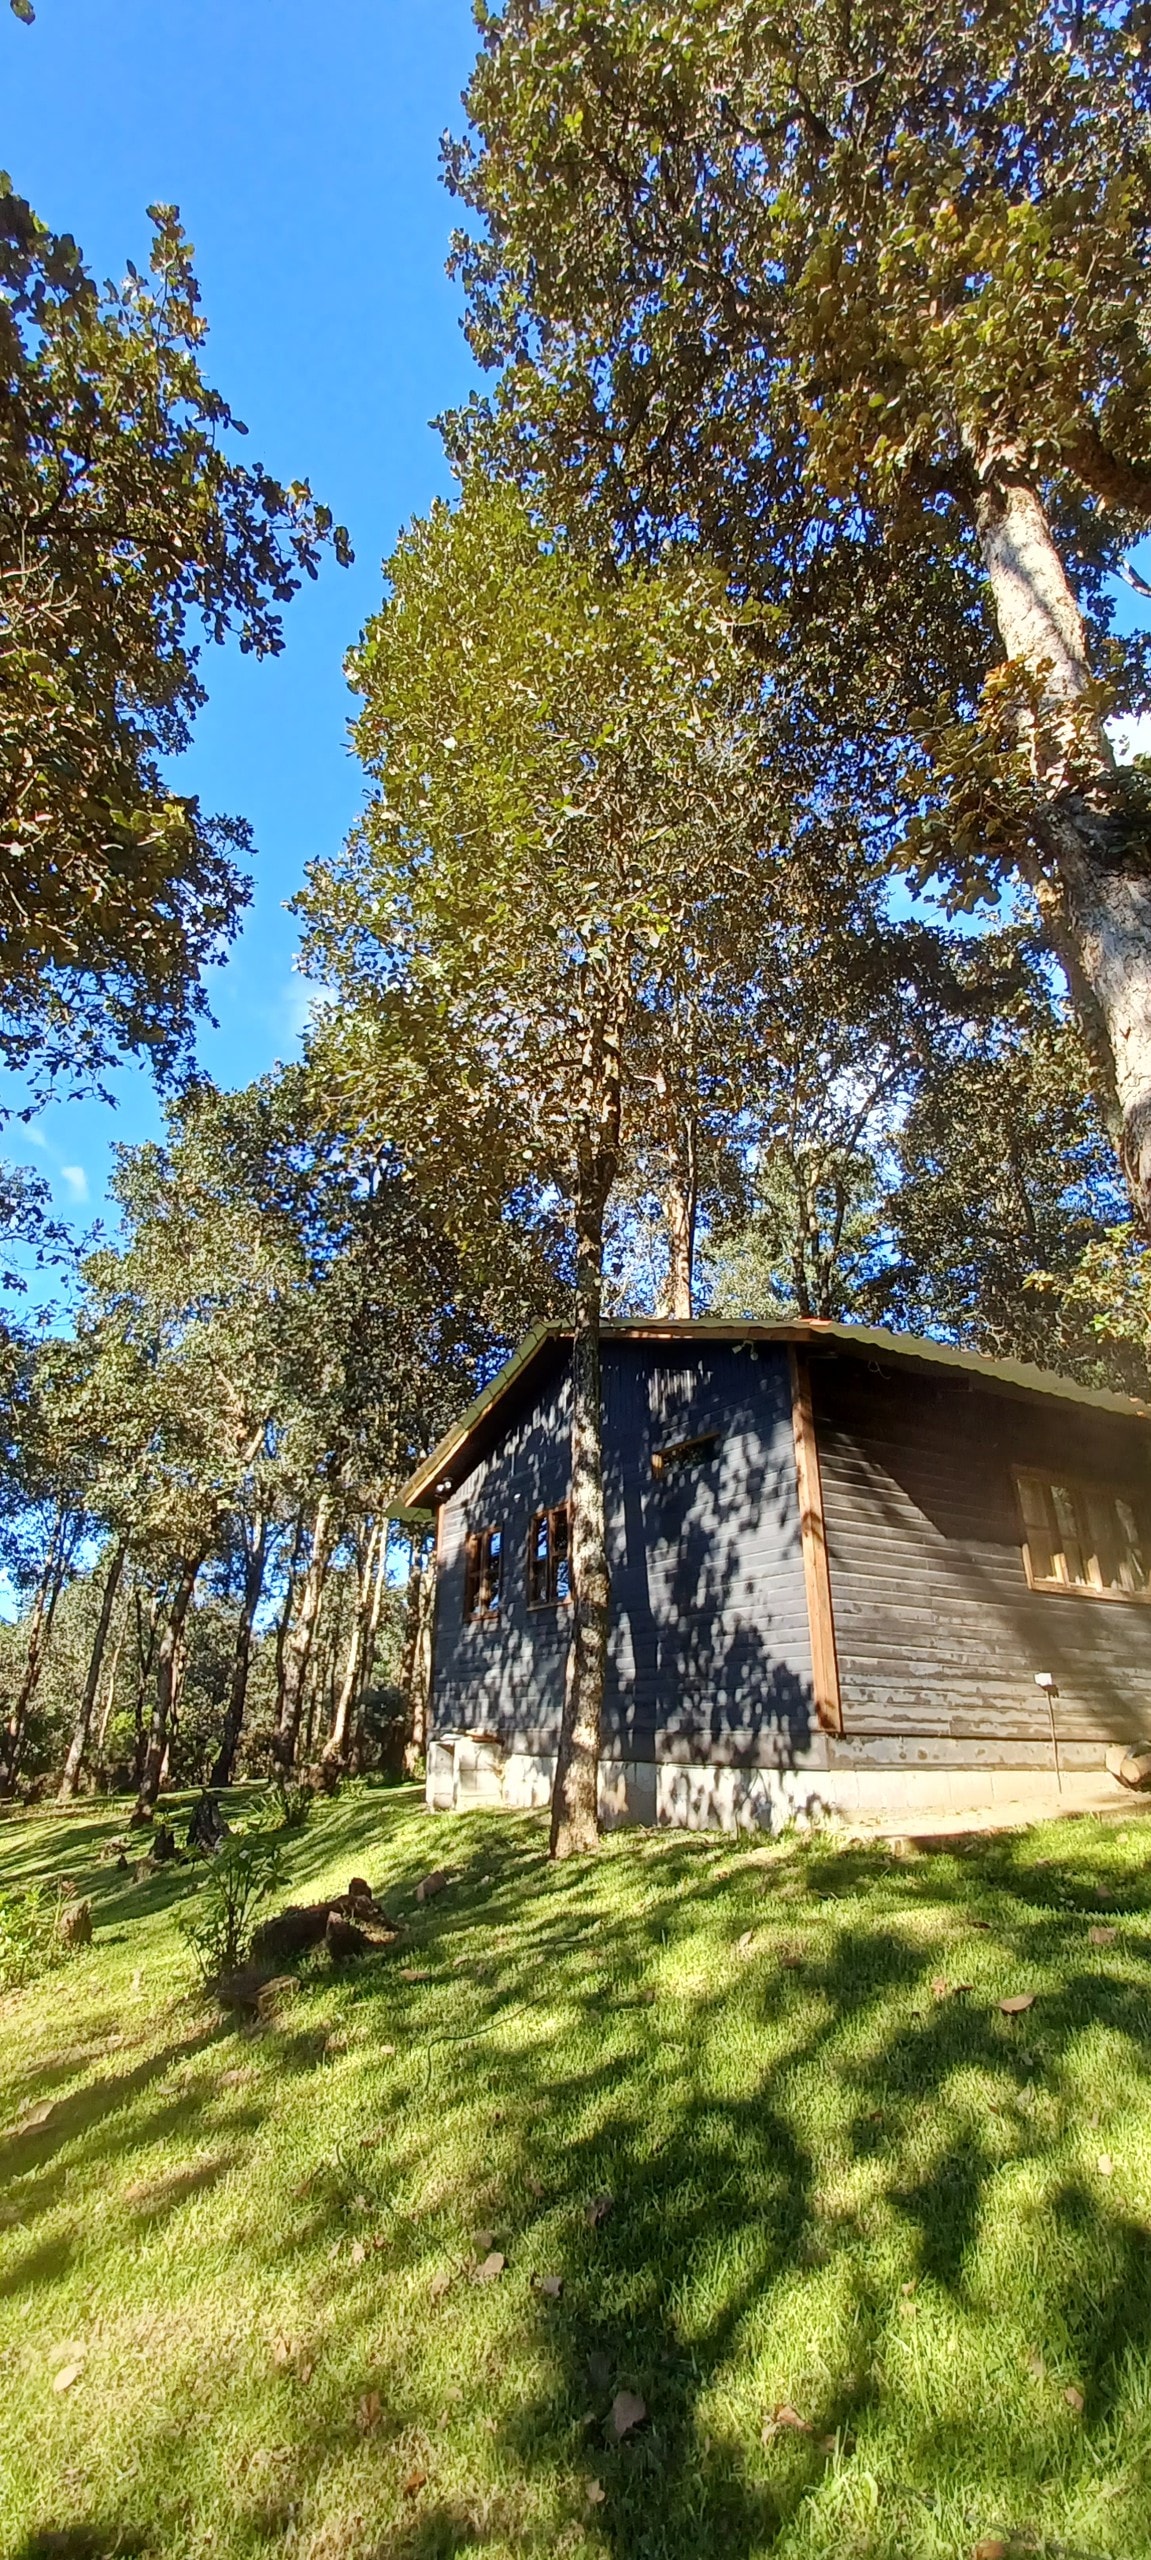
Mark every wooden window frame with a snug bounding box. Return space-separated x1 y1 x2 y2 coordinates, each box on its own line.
789 1350 843 1735
1014 1466 1151 1606
651 1430 720 1479
463 1524 504 1621
527 1503 572 1609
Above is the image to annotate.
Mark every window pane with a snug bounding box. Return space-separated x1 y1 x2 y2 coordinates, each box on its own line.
1115 1496 1150 1594
1083 1488 1119 1592
486 1528 503 1610
1018 1473 1055 1583
1050 1484 1085 1586
553 1506 571 1602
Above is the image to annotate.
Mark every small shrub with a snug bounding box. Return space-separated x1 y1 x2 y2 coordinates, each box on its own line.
0 1885 71 1992
272 1776 313 1832
180 1836 284 1983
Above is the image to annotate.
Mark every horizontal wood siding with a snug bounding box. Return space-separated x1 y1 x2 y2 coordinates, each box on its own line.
813 1354 1151 1754
431 1338 819 1768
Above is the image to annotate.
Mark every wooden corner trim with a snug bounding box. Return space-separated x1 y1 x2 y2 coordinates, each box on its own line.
789 1347 843 1736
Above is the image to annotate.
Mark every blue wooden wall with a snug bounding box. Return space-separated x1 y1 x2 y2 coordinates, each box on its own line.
432 1339 821 1769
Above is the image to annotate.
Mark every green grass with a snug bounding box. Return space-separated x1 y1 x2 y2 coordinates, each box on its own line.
2 1788 1151 2559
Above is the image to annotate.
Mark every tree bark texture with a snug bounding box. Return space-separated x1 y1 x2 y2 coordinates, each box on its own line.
275 1491 334 1766
210 1515 268 1787
57 1539 127 1802
662 1122 698 1320
133 1551 202 1822
550 1008 621 1860
0 1508 80 1792
323 1519 381 1766
401 1531 436 1772
974 451 1151 1224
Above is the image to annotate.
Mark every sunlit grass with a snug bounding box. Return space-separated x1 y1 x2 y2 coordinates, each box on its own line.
1 1786 1151 2557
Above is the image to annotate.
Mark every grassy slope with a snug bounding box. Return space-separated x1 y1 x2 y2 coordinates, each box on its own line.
2 1792 1151 2559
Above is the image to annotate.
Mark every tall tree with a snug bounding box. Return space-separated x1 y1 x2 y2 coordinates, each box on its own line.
448 0 1151 1220
0 179 349 1091
300 478 789 1853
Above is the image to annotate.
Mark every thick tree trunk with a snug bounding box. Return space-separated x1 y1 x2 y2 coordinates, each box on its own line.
662 1122 697 1319
275 1491 334 1767
57 1539 127 1802
401 1531 435 1772
133 1552 202 1822
210 1515 268 1788
0 1508 79 1792
973 449 1151 1223
550 1167 615 1859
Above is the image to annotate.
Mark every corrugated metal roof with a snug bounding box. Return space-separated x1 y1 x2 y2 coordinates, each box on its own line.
395 1315 1151 1511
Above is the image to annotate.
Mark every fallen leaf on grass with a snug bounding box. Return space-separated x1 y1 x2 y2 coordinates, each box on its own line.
399 1968 433 1985
1089 1925 1117 1946
271 2335 299 2368
762 2404 812 2440
474 2251 506 2283
356 2391 382 2433
999 1993 1036 2015
416 1869 451 1904
349 2240 366 2265
610 2390 647 2439
972 2540 1010 2560
1026 2350 1046 2381
16 2101 56 2133
585 2191 613 2228
429 2270 452 2300
585 2479 606 2506
1065 2384 1085 2414
930 1975 950 1999
536 2274 563 2299
52 2362 84 2393
473 2228 495 2252
1098 2153 1115 2177
403 2467 428 2496
737 1929 756 1956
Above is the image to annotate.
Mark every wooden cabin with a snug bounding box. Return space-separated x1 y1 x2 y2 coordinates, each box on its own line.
398 1320 1151 1832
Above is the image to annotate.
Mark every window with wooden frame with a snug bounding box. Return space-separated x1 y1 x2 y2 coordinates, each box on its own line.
528 1504 571 1607
463 1525 503 1620
1015 1468 1151 1602
651 1431 720 1479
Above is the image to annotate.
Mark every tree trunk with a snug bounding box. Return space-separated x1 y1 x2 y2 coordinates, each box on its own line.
95 1616 127 1761
662 1121 698 1319
57 1538 127 1802
401 1531 435 1772
550 1120 617 1859
133 1552 202 1823
973 448 1151 1223
324 1519 381 1767
275 1491 334 1767
210 1515 268 1787
0 1507 79 1792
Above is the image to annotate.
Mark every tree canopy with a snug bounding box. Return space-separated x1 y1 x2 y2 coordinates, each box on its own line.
446 0 1151 1220
0 180 350 1092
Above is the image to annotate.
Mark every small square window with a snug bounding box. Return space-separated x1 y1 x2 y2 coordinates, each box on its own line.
1016 1469 1151 1602
464 1525 503 1620
528 1505 571 1607
651 1431 720 1479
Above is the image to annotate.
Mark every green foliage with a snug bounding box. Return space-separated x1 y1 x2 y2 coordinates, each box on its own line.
0 180 349 1093
0 1881 64 1991
179 1833 284 1982
271 1775 313 1832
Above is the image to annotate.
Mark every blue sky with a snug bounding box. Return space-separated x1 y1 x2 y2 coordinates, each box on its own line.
3 3 1149 1282
2 0 479 1253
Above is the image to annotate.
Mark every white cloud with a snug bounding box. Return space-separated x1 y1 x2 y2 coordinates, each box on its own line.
280 973 330 1047
59 1164 89 1204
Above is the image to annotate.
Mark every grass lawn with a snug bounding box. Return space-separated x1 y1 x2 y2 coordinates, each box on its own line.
2 1790 1151 2559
